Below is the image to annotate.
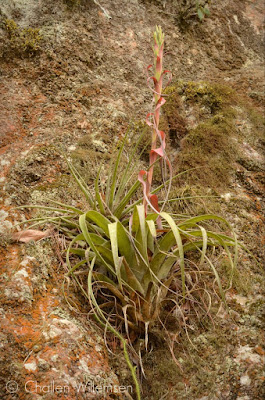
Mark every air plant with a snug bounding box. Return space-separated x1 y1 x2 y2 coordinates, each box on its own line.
18 27 238 400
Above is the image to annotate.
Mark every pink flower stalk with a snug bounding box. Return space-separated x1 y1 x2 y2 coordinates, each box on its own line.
139 26 172 215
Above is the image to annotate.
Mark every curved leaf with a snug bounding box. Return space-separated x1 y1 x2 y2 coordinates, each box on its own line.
84 210 111 237
160 212 186 297
79 213 115 274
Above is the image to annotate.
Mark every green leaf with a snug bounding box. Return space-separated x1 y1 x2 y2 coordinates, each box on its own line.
180 229 236 246
84 210 111 237
108 222 124 288
114 127 147 207
121 168 198 218
108 139 126 210
116 221 136 265
199 226 207 266
67 259 87 276
204 6 210 16
146 220 156 238
156 255 176 281
197 7 205 21
114 180 141 219
113 220 144 281
69 248 86 257
204 254 227 306
17 205 77 214
66 158 94 207
150 230 175 275
66 233 86 273
178 214 233 230
134 205 148 263
146 220 156 254
160 212 186 298
131 204 140 234
92 272 117 286
48 199 83 214
122 258 145 295
157 239 209 281
79 213 115 274
146 213 159 222
95 244 114 264
89 233 109 246
95 165 105 214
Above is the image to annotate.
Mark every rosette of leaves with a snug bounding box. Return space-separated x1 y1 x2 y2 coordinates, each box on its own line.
19 127 237 400
21 137 237 337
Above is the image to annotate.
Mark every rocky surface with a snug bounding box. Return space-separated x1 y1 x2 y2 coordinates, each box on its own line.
0 0 264 399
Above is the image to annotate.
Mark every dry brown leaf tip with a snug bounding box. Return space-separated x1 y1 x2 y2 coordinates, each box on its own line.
12 229 53 243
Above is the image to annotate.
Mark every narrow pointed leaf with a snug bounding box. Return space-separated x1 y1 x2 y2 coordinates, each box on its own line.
84 210 111 237
109 222 124 288
95 165 105 214
47 199 83 214
199 226 207 266
66 158 94 207
122 258 145 295
79 213 115 274
160 212 186 298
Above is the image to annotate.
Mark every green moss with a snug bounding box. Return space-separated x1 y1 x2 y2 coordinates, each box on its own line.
3 18 42 56
64 0 80 8
142 348 181 399
140 319 242 400
161 81 239 190
245 106 265 145
161 86 188 146
4 18 17 34
248 298 265 323
176 80 235 112
177 117 237 189
219 259 254 296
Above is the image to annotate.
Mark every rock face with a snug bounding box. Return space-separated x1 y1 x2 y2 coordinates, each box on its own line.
0 1 264 399
0 245 122 399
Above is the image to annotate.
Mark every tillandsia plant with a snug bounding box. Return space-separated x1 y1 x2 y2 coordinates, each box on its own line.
18 27 238 399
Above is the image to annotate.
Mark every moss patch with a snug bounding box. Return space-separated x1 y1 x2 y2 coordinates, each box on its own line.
161 82 238 190
2 18 42 57
64 0 81 8
176 81 235 111
177 116 237 189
